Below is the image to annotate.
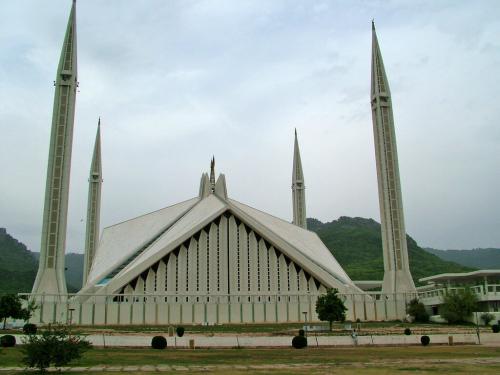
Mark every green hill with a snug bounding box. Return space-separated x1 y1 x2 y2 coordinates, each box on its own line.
0 228 38 294
31 252 83 293
424 247 500 269
308 217 475 284
0 228 83 294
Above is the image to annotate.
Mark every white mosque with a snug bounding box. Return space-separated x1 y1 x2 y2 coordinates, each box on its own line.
29 1 416 325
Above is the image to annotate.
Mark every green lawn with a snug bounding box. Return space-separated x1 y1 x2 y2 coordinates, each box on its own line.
2 346 500 369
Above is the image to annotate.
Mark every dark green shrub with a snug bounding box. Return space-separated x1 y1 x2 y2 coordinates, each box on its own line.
21 324 92 372
481 313 494 325
151 336 167 349
492 324 499 333
440 289 478 324
176 326 185 337
1 334 16 347
404 328 411 335
23 323 37 335
298 329 305 337
406 299 429 323
420 335 430 346
292 335 307 349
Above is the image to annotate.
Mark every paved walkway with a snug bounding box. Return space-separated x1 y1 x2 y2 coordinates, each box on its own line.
12 332 500 348
2 358 500 373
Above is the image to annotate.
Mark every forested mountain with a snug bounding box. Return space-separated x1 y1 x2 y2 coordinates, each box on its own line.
0 228 83 294
308 217 474 284
0 228 38 294
424 247 500 269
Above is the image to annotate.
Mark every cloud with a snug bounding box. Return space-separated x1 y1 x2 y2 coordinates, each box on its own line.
0 0 499 253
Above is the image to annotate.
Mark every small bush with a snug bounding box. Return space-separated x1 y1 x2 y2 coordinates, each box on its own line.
492 324 500 333
151 336 167 349
0 335 16 347
23 323 37 335
298 329 305 337
176 326 185 337
481 313 494 326
404 328 411 336
292 335 307 349
420 335 430 346
21 324 92 372
406 299 429 323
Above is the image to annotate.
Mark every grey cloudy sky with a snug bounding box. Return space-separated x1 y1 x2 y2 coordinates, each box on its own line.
1 0 499 254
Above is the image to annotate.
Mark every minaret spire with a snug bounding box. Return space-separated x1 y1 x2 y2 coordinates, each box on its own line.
210 156 215 193
371 22 415 293
32 0 78 296
292 129 307 229
83 119 102 287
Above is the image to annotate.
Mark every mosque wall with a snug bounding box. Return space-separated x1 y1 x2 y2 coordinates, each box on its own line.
25 292 412 325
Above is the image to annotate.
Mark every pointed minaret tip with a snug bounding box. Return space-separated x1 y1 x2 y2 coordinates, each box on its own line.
372 19 375 30
209 156 216 193
292 129 306 229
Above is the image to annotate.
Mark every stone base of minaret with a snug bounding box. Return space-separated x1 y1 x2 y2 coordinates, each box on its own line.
381 269 416 295
32 268 67 299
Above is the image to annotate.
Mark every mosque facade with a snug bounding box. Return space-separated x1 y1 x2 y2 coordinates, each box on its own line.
29 1 416 325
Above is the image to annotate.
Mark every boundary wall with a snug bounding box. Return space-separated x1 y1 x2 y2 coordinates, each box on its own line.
20 292 417 325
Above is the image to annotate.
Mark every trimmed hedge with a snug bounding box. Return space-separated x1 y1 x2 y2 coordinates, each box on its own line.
0 335 16 347
492 324 499 333
420 335 430 346
151 336 167 349
292 335 307 349
23 323 37 335
404 328 411 336
176 326 185 337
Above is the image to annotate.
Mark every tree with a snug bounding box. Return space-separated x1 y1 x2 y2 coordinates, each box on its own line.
315 288 347 330
406 298 429 323
440 288 478 324
0 294 33 329
22 324 92 372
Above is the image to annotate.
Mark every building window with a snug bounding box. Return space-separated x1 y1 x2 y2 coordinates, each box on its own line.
237 226 240 292
196 240 200 292
247 232 251 292
206 232 210 292
186 246 189 291
175 256 179 292
217 224 220 292
267 247 271 292
257 241 261 292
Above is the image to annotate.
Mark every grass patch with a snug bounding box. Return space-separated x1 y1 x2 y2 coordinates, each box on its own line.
1 346 500 368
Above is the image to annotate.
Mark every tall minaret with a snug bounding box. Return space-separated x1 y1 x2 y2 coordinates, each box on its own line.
370 22 415 293
83 119 102 287
32 1 78 295
292 129 307 229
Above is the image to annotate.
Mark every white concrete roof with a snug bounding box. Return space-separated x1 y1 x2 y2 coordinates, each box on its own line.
419 270 500 283
82 182 360 295
228 199 353 285
86 197 199 285
113 194 227 283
